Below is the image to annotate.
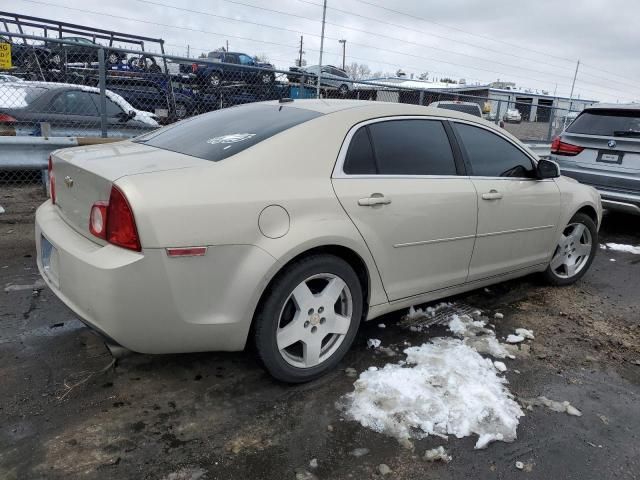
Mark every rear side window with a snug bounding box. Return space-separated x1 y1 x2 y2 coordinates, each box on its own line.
435 103 482 117
135 104 322 161
344 128 376 174
0 85 47 109
367 120 456 175
567 109 640 136
455 123 534 178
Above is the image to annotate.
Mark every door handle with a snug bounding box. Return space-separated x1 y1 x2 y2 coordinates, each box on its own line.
358 194 391 206
481 190 503 200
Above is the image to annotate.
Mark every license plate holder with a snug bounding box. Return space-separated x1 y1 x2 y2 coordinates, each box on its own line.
596 150 624 164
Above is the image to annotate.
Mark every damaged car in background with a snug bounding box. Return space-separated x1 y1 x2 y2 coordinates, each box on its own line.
36 99 601 382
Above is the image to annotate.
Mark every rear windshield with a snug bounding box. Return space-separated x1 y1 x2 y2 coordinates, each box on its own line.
567 109 640 136
0 85 47 109
435 103 481 117
135 104 322 161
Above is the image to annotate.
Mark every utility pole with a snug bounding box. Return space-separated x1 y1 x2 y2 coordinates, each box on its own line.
339 39 346 70
187 44 190 58
298 35 304 67
226 40 229 52
316 0 327 99
563 59 580 130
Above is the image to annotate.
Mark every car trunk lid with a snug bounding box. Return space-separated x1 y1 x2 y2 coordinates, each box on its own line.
51 140 205 240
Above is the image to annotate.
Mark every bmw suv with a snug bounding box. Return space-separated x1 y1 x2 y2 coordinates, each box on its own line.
551 104 640 215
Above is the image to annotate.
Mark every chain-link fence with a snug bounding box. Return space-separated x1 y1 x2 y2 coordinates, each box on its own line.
1 32 582 201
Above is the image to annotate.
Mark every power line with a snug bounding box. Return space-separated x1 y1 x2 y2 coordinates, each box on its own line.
293 0 576 73
353 0 577 64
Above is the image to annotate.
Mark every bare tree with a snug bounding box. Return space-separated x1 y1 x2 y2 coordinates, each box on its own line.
254 53 270 63
344 62 372 80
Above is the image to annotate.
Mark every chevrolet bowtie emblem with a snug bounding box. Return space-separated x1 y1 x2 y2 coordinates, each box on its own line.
64 176 74 188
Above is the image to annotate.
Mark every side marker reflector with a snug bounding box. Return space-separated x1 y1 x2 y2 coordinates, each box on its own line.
166 247 208 257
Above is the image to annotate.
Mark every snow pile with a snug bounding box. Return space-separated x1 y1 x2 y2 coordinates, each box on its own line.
340 338 524 449
602 243 640 255
448 313 511 358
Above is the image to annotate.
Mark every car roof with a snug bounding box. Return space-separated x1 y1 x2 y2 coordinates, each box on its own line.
583 103 639 111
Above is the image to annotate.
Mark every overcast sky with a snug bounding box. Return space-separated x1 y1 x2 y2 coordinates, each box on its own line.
7 0 640 102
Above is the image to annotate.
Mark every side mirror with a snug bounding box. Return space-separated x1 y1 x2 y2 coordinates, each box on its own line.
537 158 560 179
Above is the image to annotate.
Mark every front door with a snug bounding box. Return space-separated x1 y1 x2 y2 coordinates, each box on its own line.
332 118 478 301
452 121 561 281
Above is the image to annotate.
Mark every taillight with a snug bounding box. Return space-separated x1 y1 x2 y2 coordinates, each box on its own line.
89 186 141 252
0 113 16 136
48 155 56 204
191 63 198 73
551 136 584 156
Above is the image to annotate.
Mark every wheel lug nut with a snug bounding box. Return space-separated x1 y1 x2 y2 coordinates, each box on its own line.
320 317 326 324
304 321 310 328
311 326 317 333
318 306 324 313
308 308 314 315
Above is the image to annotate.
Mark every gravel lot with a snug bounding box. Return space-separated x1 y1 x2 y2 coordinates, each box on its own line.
1 186 639 480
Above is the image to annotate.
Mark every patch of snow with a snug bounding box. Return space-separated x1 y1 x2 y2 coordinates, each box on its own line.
603 243 640 255
447 314 510 358
340 338 524 449
494 312 504 319
424 446 452 463
350 447 369 457
610 259 616 262
521 396 582 417
506 334 525 344
515 328 535 340
0 205 4 214
4 279 45 292
367 338 381 349
309 458 318 469
515 461 524 470
378 323 386 329
494 361 507 372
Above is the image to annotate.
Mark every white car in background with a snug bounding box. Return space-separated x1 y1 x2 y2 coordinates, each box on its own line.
428 100 482 118
504 108 523 123
37 100 601 382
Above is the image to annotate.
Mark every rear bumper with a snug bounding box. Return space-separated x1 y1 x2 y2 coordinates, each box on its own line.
36 200 277 354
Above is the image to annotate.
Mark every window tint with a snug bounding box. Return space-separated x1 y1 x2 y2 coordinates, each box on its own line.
455 123 534 178
344 127 376 174
566 109 640 136
88 94 124 117
434 103 482 117
135 104 322 162
49 90 98 116
367 120 456 175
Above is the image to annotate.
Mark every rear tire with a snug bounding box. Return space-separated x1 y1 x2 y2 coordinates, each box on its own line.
543 212 597 286
254 255 363 383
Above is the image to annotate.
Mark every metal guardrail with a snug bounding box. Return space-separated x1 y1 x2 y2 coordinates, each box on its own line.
0 136 120 170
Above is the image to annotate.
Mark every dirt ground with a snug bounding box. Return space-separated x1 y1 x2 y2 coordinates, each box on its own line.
1 186 639 480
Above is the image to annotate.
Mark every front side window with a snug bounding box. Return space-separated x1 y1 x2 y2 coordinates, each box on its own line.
238 54 254 65
454 123 534 178
49 90 99 116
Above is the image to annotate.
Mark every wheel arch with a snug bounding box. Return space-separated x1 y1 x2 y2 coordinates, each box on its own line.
248 243 376 337
575 204 598 225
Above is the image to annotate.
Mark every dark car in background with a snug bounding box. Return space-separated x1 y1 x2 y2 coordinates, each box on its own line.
45 37 126 67
551 104 640 215
104 76 201 122
181 51 275 89
0 81 158 137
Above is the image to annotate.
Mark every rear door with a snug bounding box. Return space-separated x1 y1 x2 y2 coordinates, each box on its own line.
452 121 561 280
44 89 103 137
332 117 477 301
557 109 640 195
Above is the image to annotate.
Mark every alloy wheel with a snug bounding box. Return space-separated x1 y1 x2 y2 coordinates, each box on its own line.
277 273 353 368
549 222 592 279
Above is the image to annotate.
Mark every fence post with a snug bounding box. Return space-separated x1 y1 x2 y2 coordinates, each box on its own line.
419 90 424 106
98 48 108 138
494 100 502 125
546 106 556 142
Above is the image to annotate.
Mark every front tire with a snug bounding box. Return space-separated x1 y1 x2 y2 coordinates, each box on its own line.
254 255 363 383
543 212 597 286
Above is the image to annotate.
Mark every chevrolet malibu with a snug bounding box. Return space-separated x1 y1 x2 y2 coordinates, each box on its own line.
36 100 602 382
